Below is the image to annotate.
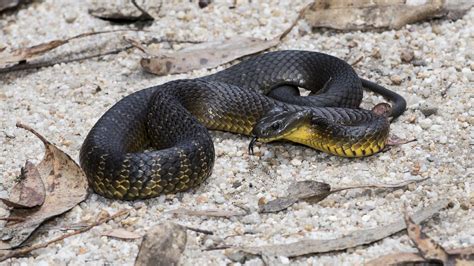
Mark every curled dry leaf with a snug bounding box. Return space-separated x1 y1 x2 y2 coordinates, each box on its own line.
259 178 428 213
0 123 88 250
0 161 45 208
135 223 187 266
228 199 449 260
102 228 142 240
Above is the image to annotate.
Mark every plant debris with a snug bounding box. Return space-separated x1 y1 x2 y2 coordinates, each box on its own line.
0 29 135 69
0 0 21 12
226 199 449 260
259 178 428 213
102 228 142 240
0 123 88 250
305 0 473 30
135 222 187 266
0 210 129 262
366 208 474 265
139 2 314 76
89 0 160 23
0 161 45 208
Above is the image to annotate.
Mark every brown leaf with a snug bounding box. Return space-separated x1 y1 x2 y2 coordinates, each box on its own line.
258 198 298 213
228 199 449 259
102 228 142 240
0 40 67 68
367 216 474 265
140 37 281 76
0 161 45 208
135 223 187 266
305 0 473 30
0 123 88 250
287 180 332 203
404 209 449 263
258 178 428 213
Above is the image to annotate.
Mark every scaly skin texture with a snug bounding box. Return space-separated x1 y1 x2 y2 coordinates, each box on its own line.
80 50 393 200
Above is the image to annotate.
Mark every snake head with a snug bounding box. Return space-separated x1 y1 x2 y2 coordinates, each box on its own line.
249 108 315 154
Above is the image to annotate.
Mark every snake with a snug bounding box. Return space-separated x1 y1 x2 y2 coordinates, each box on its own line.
80 50 406 200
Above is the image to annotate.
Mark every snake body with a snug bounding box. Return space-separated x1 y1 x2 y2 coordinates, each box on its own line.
80 50 405 200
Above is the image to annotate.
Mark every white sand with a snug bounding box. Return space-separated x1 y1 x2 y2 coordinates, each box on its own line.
1 1 473 265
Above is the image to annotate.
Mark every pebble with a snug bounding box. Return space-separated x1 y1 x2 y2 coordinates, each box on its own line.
1 2 473 266
390 75 403 85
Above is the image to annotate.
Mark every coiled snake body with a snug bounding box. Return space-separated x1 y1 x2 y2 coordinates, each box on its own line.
80 50 406 200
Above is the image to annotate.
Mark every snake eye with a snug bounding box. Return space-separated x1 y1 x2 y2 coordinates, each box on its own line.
271 121 282 131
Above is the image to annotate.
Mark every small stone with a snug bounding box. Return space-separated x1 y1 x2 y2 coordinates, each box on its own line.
419 118 432 129
196 194 208 204
401 49 414 63
390 75 403 85
64 13 77 23
438 135 447 144
291 158 302 166
419 104 438 117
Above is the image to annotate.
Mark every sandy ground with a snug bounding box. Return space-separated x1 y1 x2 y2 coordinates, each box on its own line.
1 0 473 265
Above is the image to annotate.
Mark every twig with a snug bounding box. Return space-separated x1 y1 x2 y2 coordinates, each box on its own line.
0 45 134 74
0 209 129 262
0 217 25 222
131 0 157 20
330 177 429 193
1 37 204 75
441 82 454 98
350 55 364 66
182 225 214 235
279 2 315 40
167 208 247 218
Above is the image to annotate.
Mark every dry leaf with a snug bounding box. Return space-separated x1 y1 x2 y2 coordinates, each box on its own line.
0 161 45 208
102 228 142 240
367 210 474 265
0 210 129 262
259 178 428 213
228 199 449 259
0 40 67 68
0 30 134 69
305 0 473 30
140 37 281 76
139 2 313 76
135 223 187 266
258 198 298 213
0 123 88 250
89 0 160 22
0 0 21 12
405 212 449 263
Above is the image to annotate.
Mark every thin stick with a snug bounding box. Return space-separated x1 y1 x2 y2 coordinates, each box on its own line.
0 38 203 74
279 2 315 40
0 209 129 262
183 225 214 235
